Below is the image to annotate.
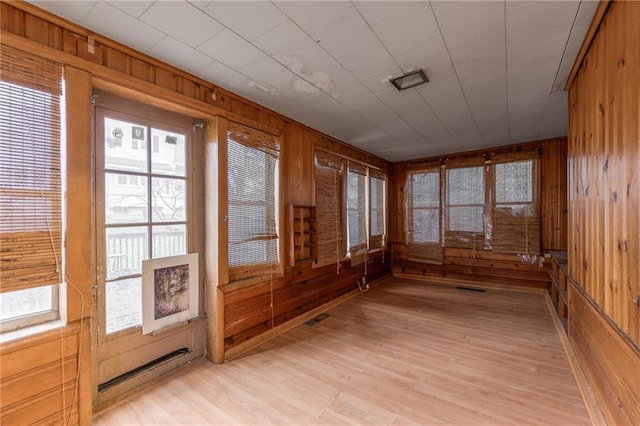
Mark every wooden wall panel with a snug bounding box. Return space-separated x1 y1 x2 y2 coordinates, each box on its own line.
568 0 640 347
570 283 640 425
389 138 567 292
567 1 640 423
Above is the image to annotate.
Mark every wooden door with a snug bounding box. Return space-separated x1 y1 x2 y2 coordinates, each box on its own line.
93 93 205 408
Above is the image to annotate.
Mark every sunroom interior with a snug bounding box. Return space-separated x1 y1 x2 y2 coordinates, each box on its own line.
0 1 638 425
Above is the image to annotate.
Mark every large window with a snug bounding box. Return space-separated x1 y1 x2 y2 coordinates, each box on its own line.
406 167 443 264
100 114 189 334
314 150 387 268
0 47 64 333
492 155 540 254
405 152 540 262
314 151 345 268
227 122 280 282
445 165 485 249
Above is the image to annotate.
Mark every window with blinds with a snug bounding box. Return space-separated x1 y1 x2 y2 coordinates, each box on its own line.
369 169 386 250
0 46 63 331
406 168 443 265
346 162 367 265
227 122 280 281
492 154 540 254
445 165 485 249
314 151 345 268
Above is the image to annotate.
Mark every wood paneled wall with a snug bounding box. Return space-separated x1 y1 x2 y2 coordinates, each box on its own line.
389 138 568 293
567 1 640 423
0 1 391 422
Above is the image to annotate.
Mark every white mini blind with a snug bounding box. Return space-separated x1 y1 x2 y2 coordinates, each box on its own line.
369 169 386 250
227 122 280 281
346 162 367 265
406 168 443 265
0 46 63 293
492 152 540 254
314 151 344 268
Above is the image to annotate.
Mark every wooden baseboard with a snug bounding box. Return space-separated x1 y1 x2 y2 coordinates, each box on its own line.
392 272 546 294
223 274 393 361
544 292 606 426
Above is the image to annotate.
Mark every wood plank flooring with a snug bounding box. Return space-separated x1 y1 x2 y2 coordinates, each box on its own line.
94 278 590 425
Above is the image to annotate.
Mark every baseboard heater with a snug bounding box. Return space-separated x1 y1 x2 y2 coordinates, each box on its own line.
98 347 189 392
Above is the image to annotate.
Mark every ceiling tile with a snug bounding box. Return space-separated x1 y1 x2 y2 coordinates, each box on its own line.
326 72 364 99
239 56 296 96
310 11 379 61
30 1 97 24
141 1 224 47
187 1 213 11
353 1 422 28
107 1 154 18
552 0 600 92
336 88 379 111
372 3 440 55
274 1 354 34
338 46 397 80
197 60 247 91
253 20 318 60
202 1 288 42
148 36 214 72
359 67 401 95
198 29 265 71
83 2 165 52
432 1 509 145
538 91 568 139
418 80 483 145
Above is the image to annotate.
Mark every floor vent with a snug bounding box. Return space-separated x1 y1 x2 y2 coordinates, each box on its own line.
304 313 330 326
456 286 486 293
98 347 189 392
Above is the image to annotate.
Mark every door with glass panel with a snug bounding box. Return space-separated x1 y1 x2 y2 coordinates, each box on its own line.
94 94 204 407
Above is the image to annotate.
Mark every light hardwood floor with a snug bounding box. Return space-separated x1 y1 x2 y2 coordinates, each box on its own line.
94 278 590 425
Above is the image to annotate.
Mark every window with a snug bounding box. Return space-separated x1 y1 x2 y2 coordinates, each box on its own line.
346 163 367 264
226 122 280 282
314 151 345 268
0 46 64 332
406 167 443 264
492 155 540 254
314 151 387 268
406 152 540 258
101 115 188 334
445 165 485 249
369 170 386 249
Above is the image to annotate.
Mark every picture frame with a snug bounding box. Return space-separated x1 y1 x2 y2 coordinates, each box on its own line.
141 253 198 335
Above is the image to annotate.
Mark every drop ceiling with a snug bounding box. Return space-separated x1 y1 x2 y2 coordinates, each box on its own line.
29 1 598 161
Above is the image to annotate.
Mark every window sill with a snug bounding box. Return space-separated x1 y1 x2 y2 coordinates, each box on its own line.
0 319 64 345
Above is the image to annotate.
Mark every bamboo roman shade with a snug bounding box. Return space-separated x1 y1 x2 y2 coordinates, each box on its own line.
445 160 485 250
406 167 443 265
346 162 367 266
314 150 344 268
369 169 386 250
226 122 280 281
0 46 63 293
492 152 540 254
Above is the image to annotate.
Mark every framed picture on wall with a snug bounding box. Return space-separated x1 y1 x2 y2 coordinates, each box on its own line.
141 253 198 334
